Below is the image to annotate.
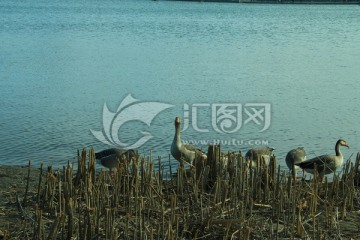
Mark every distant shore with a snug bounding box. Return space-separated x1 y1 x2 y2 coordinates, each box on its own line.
172 0 360 4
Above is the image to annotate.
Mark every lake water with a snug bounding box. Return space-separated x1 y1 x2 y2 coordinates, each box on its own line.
1 0 360 174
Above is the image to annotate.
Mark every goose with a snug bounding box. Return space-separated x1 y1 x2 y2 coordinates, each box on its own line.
95 148 138 171
285 147 306 180
171 117 207 165
295 139 349 179
245 147 275 168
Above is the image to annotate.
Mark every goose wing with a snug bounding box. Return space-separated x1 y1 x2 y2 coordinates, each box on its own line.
99 154 120 169
295 154 333 171
245 147 274 160
183 144 207 157
95 148 123 159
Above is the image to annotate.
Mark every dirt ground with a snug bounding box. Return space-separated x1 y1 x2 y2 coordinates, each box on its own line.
0 165 42 238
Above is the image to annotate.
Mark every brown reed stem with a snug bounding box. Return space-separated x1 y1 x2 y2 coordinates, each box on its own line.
47 214 63 240
23 160 31 206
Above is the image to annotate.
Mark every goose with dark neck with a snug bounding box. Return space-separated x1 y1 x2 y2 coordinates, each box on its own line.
171 117 207 165
295 139 349 178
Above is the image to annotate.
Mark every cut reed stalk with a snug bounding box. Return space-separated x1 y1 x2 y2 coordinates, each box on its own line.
21 160 31 207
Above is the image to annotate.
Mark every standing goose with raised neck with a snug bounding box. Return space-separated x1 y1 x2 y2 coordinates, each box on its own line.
245 147 275 168
295 139 349 179
171 117 207 165
285 147 306 180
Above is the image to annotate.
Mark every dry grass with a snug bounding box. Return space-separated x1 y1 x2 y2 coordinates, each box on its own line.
2 146 360 239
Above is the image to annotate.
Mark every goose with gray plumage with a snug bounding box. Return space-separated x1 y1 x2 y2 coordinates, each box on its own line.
285 147 306 180
245 147 275 168
95 148 138 171
171 117 207 165
294 139 349 179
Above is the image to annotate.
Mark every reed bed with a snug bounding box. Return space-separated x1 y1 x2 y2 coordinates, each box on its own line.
5 147 360 239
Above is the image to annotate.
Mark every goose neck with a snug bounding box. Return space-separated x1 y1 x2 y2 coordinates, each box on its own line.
174 123 181 143
335 141 342 156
